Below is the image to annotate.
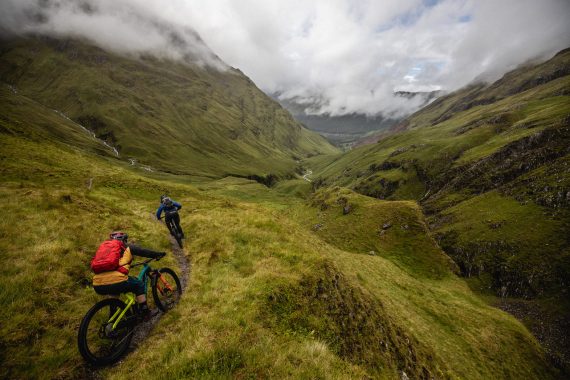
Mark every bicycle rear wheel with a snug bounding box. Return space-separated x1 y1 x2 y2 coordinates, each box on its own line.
175 232 183 249
152 268 182 312
78 298 135 366
167 220 183 248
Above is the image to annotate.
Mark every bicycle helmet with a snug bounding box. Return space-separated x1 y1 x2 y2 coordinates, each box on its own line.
160 194 168 202
109 231 128 243
162 196 173 206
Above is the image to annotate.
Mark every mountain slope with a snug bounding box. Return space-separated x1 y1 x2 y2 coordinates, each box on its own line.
308 48 570 369
0 35 338 179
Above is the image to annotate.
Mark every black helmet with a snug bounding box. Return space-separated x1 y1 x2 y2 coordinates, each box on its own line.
109 231 128 243
162 196 173 206
160 194 168 202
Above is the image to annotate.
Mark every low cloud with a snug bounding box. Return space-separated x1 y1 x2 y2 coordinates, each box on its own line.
0 0 227 69
1 0 569 118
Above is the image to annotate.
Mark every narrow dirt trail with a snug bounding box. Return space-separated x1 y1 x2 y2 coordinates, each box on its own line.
129 235 190 349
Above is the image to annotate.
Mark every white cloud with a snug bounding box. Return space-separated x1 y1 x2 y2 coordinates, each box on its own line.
1 0 569 118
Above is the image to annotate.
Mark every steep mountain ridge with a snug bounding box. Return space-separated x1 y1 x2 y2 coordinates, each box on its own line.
0 35 337 179
308 48 570 369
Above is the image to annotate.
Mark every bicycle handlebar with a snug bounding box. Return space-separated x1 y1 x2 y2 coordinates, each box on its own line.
131 256 161 267
158 209 180 220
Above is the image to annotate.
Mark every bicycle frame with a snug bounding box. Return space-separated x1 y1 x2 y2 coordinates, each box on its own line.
110 293 136 330
106 262 153 331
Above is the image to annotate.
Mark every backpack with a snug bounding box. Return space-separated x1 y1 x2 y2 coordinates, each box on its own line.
91 240 128 274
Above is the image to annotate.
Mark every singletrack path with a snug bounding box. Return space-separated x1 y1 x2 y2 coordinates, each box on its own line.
129 234 190 349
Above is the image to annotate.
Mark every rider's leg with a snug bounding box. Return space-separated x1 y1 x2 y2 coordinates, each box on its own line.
173 213 184 237
94 277 147 304
164 214 175 236
124 277 151 318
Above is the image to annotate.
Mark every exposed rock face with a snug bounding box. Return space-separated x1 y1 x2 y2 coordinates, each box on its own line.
426 125 570 207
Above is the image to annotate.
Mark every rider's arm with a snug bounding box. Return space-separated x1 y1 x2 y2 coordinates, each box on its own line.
173 201 182 210
156 204 164 219
127 244 165 259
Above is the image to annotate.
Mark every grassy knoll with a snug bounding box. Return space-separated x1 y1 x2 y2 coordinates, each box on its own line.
104 183 559 380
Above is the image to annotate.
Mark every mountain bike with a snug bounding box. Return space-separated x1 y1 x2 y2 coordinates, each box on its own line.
160 210 184 248
78 257 182 366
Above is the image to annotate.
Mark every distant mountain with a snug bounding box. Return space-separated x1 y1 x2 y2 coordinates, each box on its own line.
309 48 570 368
275 91 442 149
274 95 398 148
0 35 338 179
393 90 442 101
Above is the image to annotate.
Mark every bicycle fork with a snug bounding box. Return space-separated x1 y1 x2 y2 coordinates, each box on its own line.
153 271 174 296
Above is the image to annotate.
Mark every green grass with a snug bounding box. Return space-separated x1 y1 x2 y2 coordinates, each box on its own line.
432 190 569 296
0 133 192 378
0 126 560 379
107 185 556 380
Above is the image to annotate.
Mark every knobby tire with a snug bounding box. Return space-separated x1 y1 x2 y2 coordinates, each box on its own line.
167 218 183 248
151 267 182 312
78 298 135 366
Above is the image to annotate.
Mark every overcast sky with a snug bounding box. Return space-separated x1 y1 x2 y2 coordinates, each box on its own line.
2 0 569 117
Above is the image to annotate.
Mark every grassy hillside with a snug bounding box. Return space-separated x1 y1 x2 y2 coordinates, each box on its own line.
0 93 562 379
0 36 338 179
307 49 570 368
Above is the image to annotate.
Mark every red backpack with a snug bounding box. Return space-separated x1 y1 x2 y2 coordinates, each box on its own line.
91 240 128 274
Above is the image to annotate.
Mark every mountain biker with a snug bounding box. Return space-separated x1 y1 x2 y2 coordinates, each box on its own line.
92 231 165 318
156 195 184 238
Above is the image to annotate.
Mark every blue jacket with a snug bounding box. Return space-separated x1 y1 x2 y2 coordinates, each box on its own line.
156 200 182 219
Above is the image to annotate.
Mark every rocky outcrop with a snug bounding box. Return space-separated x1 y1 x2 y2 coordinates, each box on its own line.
425 124 570 213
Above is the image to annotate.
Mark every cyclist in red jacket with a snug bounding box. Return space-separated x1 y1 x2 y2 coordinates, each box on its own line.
92 232 165 318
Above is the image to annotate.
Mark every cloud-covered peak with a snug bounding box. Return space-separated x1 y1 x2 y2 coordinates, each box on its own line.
1 0 568 118
0 0 227 70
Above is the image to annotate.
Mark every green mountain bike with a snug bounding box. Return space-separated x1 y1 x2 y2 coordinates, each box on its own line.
78 257 181 366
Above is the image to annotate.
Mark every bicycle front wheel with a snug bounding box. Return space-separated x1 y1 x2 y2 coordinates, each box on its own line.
152 268 182 312
78 298 135 366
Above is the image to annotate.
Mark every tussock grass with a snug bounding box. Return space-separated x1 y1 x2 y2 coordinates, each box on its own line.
105 183 556 379
0 133 188 378
0 129 559 378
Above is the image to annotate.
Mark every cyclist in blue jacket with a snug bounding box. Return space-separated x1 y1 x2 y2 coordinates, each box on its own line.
156 195 184 238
